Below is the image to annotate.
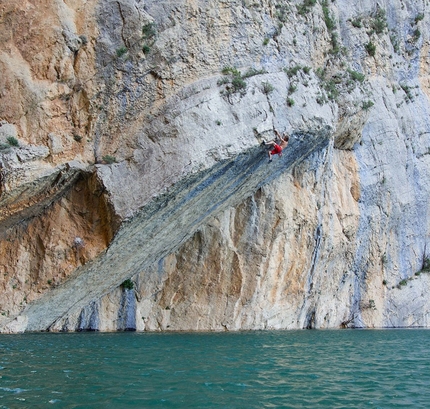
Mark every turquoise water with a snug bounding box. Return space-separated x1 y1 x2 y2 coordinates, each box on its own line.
0 329 429 408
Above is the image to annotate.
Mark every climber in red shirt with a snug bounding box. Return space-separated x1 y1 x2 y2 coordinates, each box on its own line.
262 129 289 162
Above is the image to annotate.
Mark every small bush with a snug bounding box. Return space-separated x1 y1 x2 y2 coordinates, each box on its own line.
324 79 339 101
348 69 365 83
262 81 275 94
351 17 362 28
284 65 302 78
365 41 376 56
142 45 151 54
231 76 247 92
412 29 421 42
286 97 295 107
242 68 266 79
302 66 311 75
421 257 430 272
275 4 289 23
122 279 134 290
371 9 387 35
6 136 19 147
415 13 424 24
288 84 297 94
400 84 414 102
315 67 326 80
362 100 374 110
390 34 400 53
116 46 128 58
322 1 336 31
297 0 317 15
73 134 83 142
142 23 156 39
219 67 247 97
222 66 240 76
103 155 117 164
263 37 270 46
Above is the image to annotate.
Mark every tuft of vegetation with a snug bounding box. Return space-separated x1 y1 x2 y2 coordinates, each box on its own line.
351 17 362 28
400 84 414 102
73 133 83 142
140 22 157 56
412 29 421 43
365 41 376 56
263 37 270 46
275 4 290 23
142 23 157 39
321 1 340 54
348 69 365 83
102 155 117 164
390 33 400 54
242 68 266 79
297 0 317 16
415 13 424 24
322 1 336 31
286 97 295 107
262 81 275 94
116 46 128 58
216 120 222 126
121 279 134 290
284 65 302 78
218 67 247 98
303 66 311 75
315 67 326 80
288 84 297 94
6 136 19 147
324 79 339 101
371 8 387 35
362 100 374 110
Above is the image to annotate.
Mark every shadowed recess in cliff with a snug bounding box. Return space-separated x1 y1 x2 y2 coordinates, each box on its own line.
4 130 330 332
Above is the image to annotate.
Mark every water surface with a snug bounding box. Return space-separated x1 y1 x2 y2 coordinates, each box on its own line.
1 329 429 408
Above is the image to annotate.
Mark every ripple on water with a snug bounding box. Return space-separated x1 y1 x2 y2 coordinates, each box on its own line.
0 330 429 408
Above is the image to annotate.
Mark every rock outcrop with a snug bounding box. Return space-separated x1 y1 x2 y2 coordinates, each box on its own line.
0 0 429 332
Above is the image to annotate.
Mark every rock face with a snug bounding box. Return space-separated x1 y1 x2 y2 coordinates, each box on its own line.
0 0 430 332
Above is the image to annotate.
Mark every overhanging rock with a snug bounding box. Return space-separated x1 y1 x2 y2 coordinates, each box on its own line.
2 130 330 332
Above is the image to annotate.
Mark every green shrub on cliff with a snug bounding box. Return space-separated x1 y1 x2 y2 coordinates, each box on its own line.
102 155 117 164
371 9 387 35
218 67 247 98
365 41 376 56
121 279 134 290
116 46 128 58
6 136 19 147
348 69 365 83
297 0 316 15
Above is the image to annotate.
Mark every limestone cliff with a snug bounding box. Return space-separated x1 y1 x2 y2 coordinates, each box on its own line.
0 0 429 332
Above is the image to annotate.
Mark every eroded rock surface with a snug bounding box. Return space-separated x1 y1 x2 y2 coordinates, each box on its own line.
1 0 430 332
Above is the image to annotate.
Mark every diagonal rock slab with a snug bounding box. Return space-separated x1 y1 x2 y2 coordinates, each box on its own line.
4 131 330 332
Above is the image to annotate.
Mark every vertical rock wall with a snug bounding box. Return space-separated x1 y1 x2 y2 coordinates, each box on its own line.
1 0 430 331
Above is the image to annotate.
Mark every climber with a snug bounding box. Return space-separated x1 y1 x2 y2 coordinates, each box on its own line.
261 129 289 162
